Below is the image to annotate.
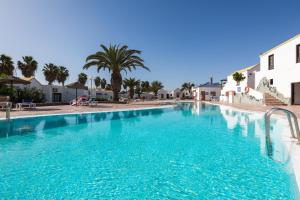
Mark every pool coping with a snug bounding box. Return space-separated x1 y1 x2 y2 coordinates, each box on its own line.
206 101 300 193
0 105 175 121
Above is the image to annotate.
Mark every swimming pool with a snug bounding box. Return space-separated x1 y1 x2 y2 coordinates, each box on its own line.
0 103 299 199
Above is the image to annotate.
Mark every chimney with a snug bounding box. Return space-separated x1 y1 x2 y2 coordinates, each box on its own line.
210 77 213 84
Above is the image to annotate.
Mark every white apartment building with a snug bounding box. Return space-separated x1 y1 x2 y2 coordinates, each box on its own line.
193 79 222 101
255 34 300 105
220 64 260 100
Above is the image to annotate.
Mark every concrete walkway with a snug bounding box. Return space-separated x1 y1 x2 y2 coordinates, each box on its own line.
213 102 300 118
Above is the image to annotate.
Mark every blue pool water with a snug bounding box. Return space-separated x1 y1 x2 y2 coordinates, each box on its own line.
0 103 299 199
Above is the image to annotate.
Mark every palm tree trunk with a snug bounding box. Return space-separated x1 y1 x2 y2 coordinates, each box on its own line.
111 71 122 101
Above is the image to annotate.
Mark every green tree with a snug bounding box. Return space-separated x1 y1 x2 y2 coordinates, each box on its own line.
100 78 107 89
84 44 149 101
181 82 195 94
17 56 38 78
232 72 246 86
105 84 112 90
151 81 163 96
0 54 14 76
141 81 150 92
78 72 88 85
123 78 140 99
43 63 58 85
94 76 101 88
135 82 142 98
57 66 69 86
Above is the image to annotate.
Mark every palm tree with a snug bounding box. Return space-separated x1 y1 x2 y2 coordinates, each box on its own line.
57 66 69 86
17 56 38 78
151 81 163 96
100 78 107 89
0 54 14 76
123 78 140 99
232 72 246 86
141 81 150 92
181 82 195 94
135 82 142 98
94 76 101 88
43 63 58 85
84 44 149 101
78 73 88 85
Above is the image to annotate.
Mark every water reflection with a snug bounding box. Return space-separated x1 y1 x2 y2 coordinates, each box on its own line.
219 105 291 163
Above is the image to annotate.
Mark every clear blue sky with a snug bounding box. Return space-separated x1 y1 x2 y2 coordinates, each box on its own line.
0 0 299 90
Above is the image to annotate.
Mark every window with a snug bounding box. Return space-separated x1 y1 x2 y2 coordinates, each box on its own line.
268 54 274 70
210 91 216 96
297 44 300 63
270 79 273 85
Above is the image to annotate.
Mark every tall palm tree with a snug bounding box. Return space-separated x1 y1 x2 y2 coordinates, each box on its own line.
78 73 88 85
141 81 150 92
100 78 107 89
94 76 101 88
181 82 195 94
0 54 14 76
57 66 69 86
151 81 163 96
123 78 140 99
84 44 149 101
17 56 38 78
43 63 58 85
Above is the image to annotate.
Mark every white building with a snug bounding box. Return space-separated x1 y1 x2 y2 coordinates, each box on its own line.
255 34 300 105
220 64 259 97
169 88 191 99
157 89 169 99
193 79 222 101
17 77 88 103
90 89 113 101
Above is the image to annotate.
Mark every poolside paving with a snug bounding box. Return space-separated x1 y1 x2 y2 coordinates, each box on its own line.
212 101 300 118
0 101 176 119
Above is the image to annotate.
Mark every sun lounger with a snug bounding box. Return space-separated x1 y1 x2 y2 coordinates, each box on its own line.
17 99 36 110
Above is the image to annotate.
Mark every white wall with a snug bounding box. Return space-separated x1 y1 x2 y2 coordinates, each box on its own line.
255 35 300 98
42 85 88 103
194 86 221 101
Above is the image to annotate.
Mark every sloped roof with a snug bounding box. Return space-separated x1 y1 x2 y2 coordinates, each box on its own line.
198 82 221 88
231 64 258 75
66 82 88 90
260 34 300 56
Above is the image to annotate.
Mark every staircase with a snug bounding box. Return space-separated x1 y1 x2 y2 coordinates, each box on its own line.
264 93 287 106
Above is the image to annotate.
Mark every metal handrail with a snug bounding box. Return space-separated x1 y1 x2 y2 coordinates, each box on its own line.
265 107 300 143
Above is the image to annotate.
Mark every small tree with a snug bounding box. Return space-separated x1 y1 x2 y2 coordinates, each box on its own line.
57 66 69 86
100 78 107 89
94 76 101 88
43 63 58 85
232 72 246 86
150 81 163 96
0 54 14 76
17 56 38 78
78 73 88 85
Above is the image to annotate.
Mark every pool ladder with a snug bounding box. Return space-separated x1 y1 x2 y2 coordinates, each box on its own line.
265 107 300 143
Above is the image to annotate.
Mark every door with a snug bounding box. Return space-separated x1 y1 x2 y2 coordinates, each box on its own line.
52 93 62 103
292 82 300 105
201 91 206 100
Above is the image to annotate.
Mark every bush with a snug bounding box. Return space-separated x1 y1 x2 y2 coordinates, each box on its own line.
17 87 45 103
